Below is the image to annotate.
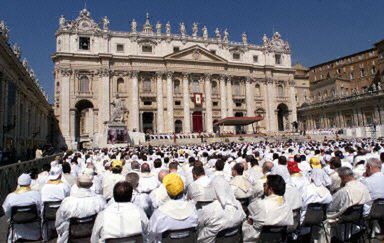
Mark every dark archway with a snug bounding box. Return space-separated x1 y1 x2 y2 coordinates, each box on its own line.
175 120 183 134
142 112 154 133
277 103 289 131
234 112 244 134
74 99 94 143
213 119 219 134
192 111 203 133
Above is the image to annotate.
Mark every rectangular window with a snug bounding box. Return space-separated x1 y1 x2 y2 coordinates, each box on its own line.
116 44 124 52
235 102 242 107
175 101 181 106
371 66 376 75
213 101 218 107
143 101 152 106
173 46 180 52
142 45 152 53
253 55 259 63
350 73 354 80
360 68 365 77
233 53 240 60
275 54 282 65
79 37 90 50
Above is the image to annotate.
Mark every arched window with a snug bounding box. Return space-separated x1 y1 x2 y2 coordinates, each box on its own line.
143 79 151 92
79 76 90 93
174 80 181 94
192 80 200 92
117 78 125 93
175 120 183 133
255 84 261 96
211 81 218 95
277 84 284 97
233 81 241 95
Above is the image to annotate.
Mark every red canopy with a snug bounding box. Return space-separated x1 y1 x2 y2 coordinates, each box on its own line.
213 116 264 126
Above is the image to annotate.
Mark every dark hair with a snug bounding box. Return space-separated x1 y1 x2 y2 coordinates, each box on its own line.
164 157 170 164
232 163 244 175
29 168 39 180
169 162 179 171
42 163 51 172
131 161 140 171
112 166 123 174
294 155 301 163
266 174 286 196
192 166 205 177
278 156 287 165
113 181 133 203
250 158 259 167
245 155 254 163
330 156 342 169
62 162 71 174
141 163 151 173
154 159 162 168
188 157 196 166
215 159 225 171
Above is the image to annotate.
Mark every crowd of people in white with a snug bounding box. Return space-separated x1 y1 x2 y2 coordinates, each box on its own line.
2 138 384 242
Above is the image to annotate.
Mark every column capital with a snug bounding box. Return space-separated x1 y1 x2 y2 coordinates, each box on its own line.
129 70 139 78
97 68 111 77
59 68 72 77
204 73 213 80
166 71 173 79
181 72 190 79
155 71 165 78
245 77 253 84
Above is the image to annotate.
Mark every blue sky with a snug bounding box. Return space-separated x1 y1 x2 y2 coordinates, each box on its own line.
1 0 383 103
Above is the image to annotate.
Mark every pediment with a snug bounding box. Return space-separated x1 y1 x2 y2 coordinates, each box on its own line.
164 45 227 63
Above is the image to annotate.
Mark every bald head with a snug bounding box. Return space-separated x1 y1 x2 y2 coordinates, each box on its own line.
262 161 274 174
158 169 169 182
366 157 382 177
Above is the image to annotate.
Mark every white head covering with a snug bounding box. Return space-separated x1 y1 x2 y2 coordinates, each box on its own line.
18 173 32 186
310 168 331 187
48 166 62 180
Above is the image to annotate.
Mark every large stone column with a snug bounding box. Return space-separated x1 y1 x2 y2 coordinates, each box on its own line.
288 79 297 127
59 68 72 147
261 81 270 131
219 75 227 119
156 72 165 133
182 73 191 133
166 72 174 133
205 74 213 133
266 78 276 131
130 71 140 131
226 76 234 132
245 77 254 133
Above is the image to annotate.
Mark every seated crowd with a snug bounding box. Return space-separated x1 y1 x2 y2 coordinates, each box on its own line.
3 138 384 242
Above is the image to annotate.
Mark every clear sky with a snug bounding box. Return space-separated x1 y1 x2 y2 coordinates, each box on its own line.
1 0 383 103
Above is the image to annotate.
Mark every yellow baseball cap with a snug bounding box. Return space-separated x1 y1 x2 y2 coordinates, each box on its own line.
111 159 123 169
310 157 322 169
163 173 184 197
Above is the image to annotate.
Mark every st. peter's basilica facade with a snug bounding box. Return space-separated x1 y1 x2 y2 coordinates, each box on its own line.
53 9 296 148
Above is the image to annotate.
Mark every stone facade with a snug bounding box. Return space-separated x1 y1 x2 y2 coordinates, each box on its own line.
53 9 297 148
298 40 384 131
0 20 52 161
293 64 309 107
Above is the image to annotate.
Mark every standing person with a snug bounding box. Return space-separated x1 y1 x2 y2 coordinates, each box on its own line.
35 146 43 159
102 160 125 200
2 174 42 242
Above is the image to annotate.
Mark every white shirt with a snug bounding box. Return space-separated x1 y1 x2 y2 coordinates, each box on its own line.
139 173 160 193
41 181 70 202
102 173 125 199
361 172 384 201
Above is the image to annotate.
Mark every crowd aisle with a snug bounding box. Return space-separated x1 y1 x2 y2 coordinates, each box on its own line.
2 138 384 242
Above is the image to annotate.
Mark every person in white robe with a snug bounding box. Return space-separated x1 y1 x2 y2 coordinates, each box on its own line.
102 160 125 200
91 181 148 242
242 174 294 242
287 161 309 194
126 172 152 217
2 174 42 242
150 169 170 209
138 163 160 193
187 166 215 203
326 167 371 241
361 157 384 200
40 166 70 241
55 174 106 243
197 175 246 243
148 173 198 243
230 163 253 199
61 162 76 187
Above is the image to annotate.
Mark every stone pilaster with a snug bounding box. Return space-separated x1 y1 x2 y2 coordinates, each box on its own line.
219 75 227 119
99 68 111 132
226 76 234 132
59 68 72 147
245 77 254 133
130 71 140 131
166 72 174 133
266 78 276 131
288 79 297 129
205 74 213 133
261 81 270 131
156 72 165 133
182 73 191 133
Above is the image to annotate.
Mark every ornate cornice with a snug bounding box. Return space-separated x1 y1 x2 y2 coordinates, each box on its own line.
59 68 72 77
96 68 111 77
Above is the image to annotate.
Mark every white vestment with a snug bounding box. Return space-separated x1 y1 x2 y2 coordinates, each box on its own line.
102 173 125 199
187 176 215 202
230 175 253 199
139 173 160 193
55 188 106 243
91 201 148 242
2 189 42 242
